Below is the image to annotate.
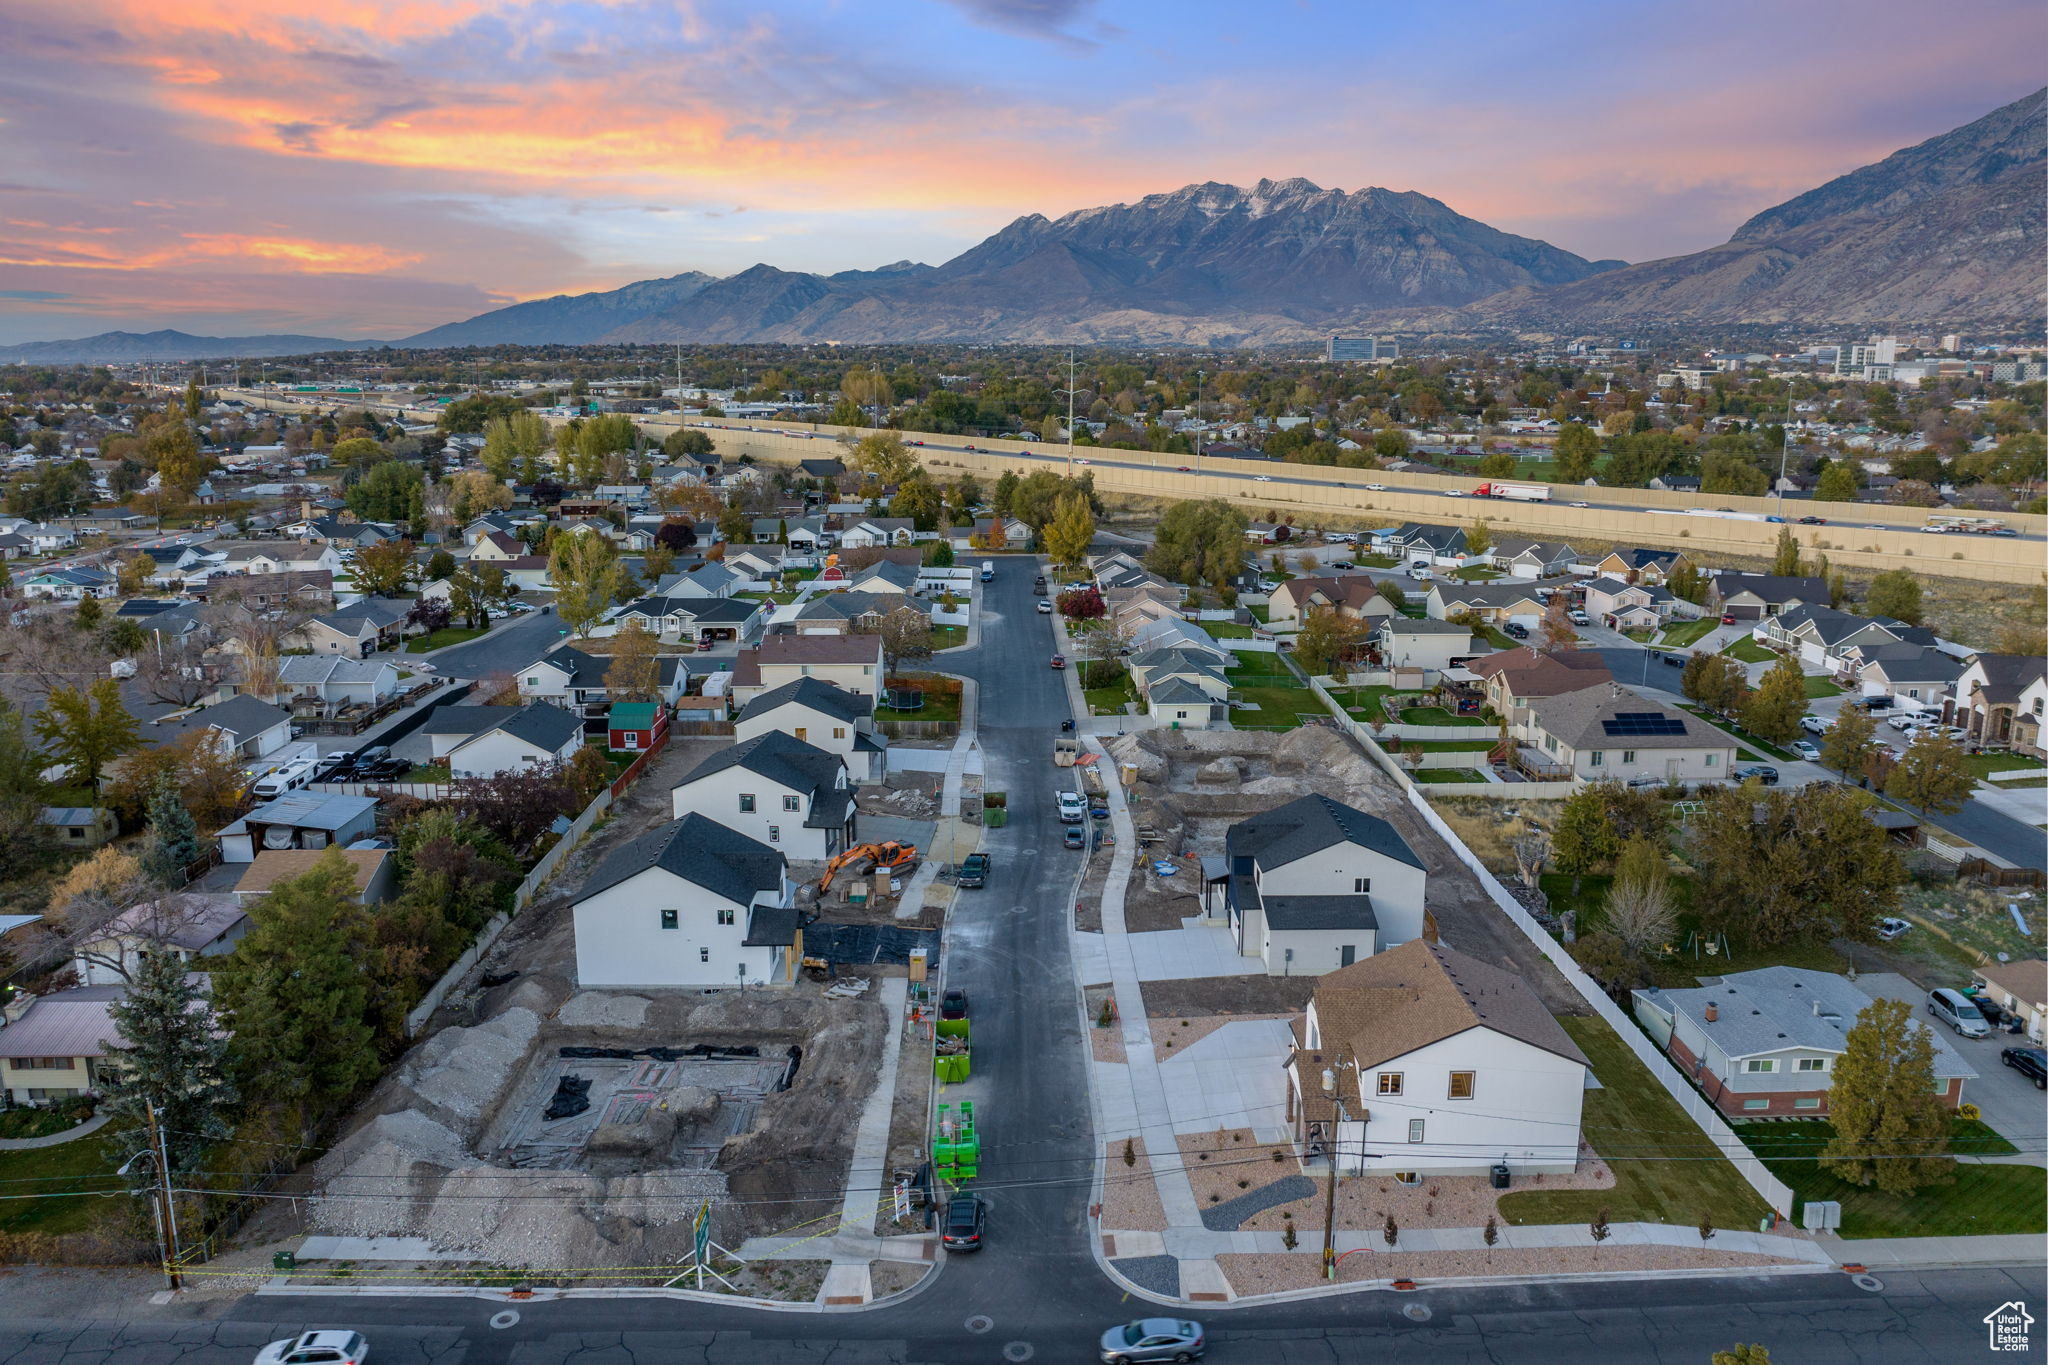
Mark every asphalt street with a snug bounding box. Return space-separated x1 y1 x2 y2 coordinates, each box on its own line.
419 606 573 680
6 555 2040 1363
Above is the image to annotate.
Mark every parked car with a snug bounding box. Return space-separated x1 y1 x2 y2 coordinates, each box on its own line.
2001 1046 2047 1089
1063 825 1086 849
957 853 990 888
1856 695 1895 711
941 1192 987 1251
254 1332 370 1365
1502 622 1530 639
1036 599 1054 614
1100 1318 1206 1364
1886 713 1927 732
1662 652 1686 666
1876 917 1911 941
1057 791 1087 824
940 988 969 1020
1049 654 1066 670
1800 715 1830 735
1790 740 1821 761
1331 560 1355 570
351 744 392 772
1928 988 1991 1039
310 752 353 782
1733 764 1779 785
1567 609 1590 626
357 758 411 782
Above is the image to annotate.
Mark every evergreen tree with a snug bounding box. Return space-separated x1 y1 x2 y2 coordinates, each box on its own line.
1770 526 1802 577
106 946 234 1174
1821 997 1954 1195
1552 785 1619 896
138 776 200 888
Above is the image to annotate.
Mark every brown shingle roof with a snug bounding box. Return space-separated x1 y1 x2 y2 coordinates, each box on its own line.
1305 940 1588 1098
1468 646 1613 697
757 634 883 665
234 849 390 897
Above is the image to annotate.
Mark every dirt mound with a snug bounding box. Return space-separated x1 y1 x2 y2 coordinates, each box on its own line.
396 1007 542 1138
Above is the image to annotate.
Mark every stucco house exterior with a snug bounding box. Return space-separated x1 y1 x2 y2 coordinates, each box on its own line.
1285 940 1588 1176
729 634 885 704
1633 967 1977 1118
1372 617 1473 672
571 813 799 989
1972 959 2046 1043
1944 654 2047 756
1202 794 1429 974
733 678 886 782
72 894 249 986
1516 687 1735 786
1582 576 1676 632
668 730 856 860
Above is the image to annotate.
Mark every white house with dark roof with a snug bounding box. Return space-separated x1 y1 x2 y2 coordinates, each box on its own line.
1202 793 1428 974
1633 966 1977 1118
419 702 585 777
159 694 293 761
669 730 856 860
733 678 885 782
1285 939 1588 1176
1373 617 1473 672
572 813 799 989
1944 653 2047 756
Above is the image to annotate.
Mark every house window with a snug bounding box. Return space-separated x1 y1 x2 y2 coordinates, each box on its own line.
1407 1119 1426 1144
21 1057 72 1071
1622 750 1636 764
793 728 807 742
1794 1097 1822 1110
1447 1071 1475 1100
1743 1059 1776 1073
1796 1058 1827 1072
783 795 801 812
1589 751 1603 767
1353 877 1370 894
739 794 756 812
1742 1099 1770 1111
659 909 678 930
67 827 83 840
833 727 847 740
1393 1171 1421 1186
699 947 710 963
525 677 539 687
768 825 781 843
1705 753 1718 767
1376 1073 1403 1097
717 908 736 926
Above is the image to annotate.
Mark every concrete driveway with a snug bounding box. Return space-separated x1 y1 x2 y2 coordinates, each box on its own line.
1858 971 2046 1162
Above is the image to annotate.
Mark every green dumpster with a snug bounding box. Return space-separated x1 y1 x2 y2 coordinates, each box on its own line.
273 1251 297 1272
984 807 1007 828
936 1017 970 1040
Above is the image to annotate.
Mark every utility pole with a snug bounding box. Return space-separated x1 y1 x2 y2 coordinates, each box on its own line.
1055 350 1080 477
1194 369 1204 473
1319 1061 1376 1280
142 1099 183 1290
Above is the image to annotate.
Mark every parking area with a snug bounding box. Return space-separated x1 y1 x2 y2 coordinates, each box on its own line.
1857 971 2046 1158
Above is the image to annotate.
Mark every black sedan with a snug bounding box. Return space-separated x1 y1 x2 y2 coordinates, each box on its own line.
1734 764 1780 785
941 1192 987 1251
940 988 969 1020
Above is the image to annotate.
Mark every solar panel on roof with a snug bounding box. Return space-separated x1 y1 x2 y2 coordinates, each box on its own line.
1601 711 1688 737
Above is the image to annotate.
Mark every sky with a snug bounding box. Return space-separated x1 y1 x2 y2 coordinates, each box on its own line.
0 0 2041 345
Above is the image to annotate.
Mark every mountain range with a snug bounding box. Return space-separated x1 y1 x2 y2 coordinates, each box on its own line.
3 88 2039 362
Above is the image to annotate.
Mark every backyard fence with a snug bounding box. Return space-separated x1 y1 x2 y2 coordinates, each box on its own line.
1305 675 1798 1216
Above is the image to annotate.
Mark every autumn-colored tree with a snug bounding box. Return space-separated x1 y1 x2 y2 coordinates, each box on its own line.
1818 705 1880 779
1042 491 1096 570
1883 733 1975 814
851 430 919 484
35 677 139 790
350 538 415 596
603 621 663 703
548 532 624 639
115 552 157 596
1739 655 1809 746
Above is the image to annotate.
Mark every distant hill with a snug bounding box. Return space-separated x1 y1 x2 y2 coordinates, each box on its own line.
0 329 362 363
1458 87 2046 328
396 272 718 347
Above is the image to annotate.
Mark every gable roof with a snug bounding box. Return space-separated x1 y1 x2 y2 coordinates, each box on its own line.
1467 645 1613 695
755 633 883 666
450 701 582 754
1526 687 1725 752
1711 572 1827 605
1226 793 1423 871
186 693 290 741
677 732 848 826
1311 939 1590 1079
738 677 871 726
278 655 396 687
93 893 245 951
578 811 786 907
234 850 389 898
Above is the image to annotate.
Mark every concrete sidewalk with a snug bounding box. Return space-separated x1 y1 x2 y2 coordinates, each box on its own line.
1816 1233 2048 1270
1103 1219 1835 1266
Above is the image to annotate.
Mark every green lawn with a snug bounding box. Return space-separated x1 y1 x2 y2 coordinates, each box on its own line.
1722 637 1776 664
1966 752 2048 779
1449 566 1502 581
1496 1017 1771 1230
878 681 962 723
1247 605 1270 623
1399 705 1488 727
0 1133 126 1238
1227 656 1313 728
1414 769 1488 783
399 763 451 783
1356 554 1398 569
1475 625 1518 650
1206 622 1256 639
1408 739 1498 753
1680 706 1797 762
404 626 487 653
1328 684 1399 722
929 625 967 650
1085 676 1137 716
1623 628 1656 643
1802 675 1844 699
1658 619 1718 648
1756 1120 2045 1238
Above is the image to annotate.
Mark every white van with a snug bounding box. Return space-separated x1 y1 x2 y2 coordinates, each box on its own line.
980 561 995 583
252 759 316 800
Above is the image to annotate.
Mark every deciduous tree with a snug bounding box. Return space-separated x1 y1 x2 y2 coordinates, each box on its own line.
603 620 662 703
35 677 138 790
350 537 415 596
1821 997 1954 1195
1680 651 1748 716
1883 733 1975 814
1042 491 1096 570
1770 526 1802 577
1864 568 1924 626
549 531 624 639
1602 835 1675 956
1819 706 1880 779
877 607 934 674
1684 783 1902 946
1552 784 1619 896
1147 499 1250 591
1739 655 1808 746
1553 422 1600 483
1814 463 1859 503
851 430 919 484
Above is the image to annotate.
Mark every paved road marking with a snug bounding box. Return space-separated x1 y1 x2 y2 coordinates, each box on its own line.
490 1310 521 1329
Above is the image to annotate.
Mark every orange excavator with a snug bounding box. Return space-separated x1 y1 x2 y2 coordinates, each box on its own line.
817 841 920 894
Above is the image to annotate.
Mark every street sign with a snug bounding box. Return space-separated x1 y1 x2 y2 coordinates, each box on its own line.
692 1198 712 1263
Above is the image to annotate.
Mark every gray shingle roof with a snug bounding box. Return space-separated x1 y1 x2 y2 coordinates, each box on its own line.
186 694 291 741
454 701 581 753
1226 794 1423 872
1525 688 1724 753
1261 895 1378 932
1639 967 1975 1078
677 732 849 829
577 812 786 907
738 677 871 726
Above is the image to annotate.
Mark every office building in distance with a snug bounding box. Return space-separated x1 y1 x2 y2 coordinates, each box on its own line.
1327 335 1399 363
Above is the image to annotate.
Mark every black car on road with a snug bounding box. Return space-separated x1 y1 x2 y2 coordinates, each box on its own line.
2003 1046 2047 1089
941 1193 987 1251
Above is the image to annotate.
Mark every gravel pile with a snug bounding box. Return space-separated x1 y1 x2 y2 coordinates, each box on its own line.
556 992 651 1029
398 1007 541 1133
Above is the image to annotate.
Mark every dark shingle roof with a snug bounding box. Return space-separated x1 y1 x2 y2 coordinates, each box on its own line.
678 731 850 828
578 812 786 906
738 677 871 726
1226 794 1423 872
1261 895 1379 932
476 702 582 753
